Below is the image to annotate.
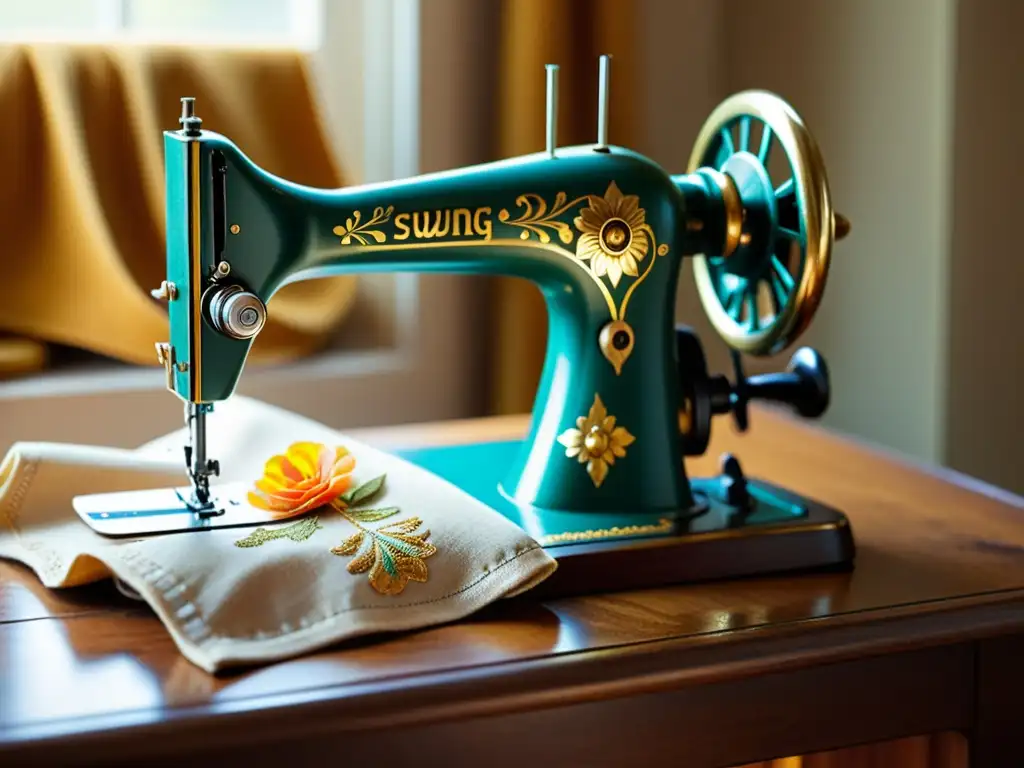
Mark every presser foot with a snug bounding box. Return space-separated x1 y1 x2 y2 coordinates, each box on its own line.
395 441 855 599
72 481 279 537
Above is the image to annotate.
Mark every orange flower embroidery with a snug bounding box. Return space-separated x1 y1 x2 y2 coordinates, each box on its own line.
247 442 356 520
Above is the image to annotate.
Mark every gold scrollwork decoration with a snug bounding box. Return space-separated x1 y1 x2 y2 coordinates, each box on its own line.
328 182 672 375
499 192 589 244
333 205 395 245
495 182 670 375
557 394 636 488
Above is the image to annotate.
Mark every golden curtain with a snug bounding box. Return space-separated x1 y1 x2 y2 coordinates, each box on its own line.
0 44 355 377
489 0 638 415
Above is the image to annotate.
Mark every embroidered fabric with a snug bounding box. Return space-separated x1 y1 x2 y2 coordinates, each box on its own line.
0 397 557 673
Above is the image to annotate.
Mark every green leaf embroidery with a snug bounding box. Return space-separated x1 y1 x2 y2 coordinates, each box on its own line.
234 516 323 548
345 506 400 523
341 474 386 506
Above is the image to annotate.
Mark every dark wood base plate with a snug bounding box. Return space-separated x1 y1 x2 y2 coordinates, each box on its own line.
529 489 854 599
395 440 856 600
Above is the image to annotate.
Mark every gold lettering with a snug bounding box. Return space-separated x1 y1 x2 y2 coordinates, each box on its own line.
474 207 492 241
453 208 472 236
413 210 451 239
394 212 411 240
394 206 495 241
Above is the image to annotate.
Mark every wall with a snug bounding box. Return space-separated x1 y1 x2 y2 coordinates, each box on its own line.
946 0 1024 494
638 1 1019 490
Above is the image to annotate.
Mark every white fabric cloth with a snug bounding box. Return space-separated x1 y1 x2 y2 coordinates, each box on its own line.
0 397 556 673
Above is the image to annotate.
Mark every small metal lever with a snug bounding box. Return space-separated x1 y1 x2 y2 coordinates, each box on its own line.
150 280 177 301
155 343 174 390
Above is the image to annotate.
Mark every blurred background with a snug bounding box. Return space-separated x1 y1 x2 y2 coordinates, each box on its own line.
0 0 1020 496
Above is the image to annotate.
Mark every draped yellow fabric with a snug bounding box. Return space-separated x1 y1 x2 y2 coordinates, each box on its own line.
0 44 356 376
489 0 638 415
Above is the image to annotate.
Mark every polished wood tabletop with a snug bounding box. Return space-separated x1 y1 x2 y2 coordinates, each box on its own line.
1 407 1022 767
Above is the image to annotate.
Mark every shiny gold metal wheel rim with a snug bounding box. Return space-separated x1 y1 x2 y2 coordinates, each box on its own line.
689 90 834 356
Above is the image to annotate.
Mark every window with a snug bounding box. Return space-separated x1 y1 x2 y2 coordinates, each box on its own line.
0 0 481 442
0 0 319 46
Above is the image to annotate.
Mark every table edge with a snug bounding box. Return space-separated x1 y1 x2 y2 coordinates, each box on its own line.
3 586 1023 758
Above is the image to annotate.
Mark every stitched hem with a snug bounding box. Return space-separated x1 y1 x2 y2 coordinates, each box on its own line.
1 456 38 535
116 542 549 644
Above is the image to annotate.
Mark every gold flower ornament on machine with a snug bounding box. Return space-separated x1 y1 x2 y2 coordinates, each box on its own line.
574 181 650 289
558 394 636 488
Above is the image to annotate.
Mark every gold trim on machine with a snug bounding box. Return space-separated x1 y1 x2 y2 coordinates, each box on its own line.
189 141 203 401
499 192 588 244
539 518 846 547
332 182 671 375
573 182 650 290
556 394 636 488
703 169 742 258
539 518 673 545
688 90 835 357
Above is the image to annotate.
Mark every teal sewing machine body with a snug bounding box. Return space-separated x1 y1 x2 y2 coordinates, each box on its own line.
163 134 715 516
84 61 855 593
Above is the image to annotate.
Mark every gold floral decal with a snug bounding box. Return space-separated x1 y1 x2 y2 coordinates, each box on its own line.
234 516 323 548
498 192 589 244
247 442 356 521
557 394 636 488
497 182 670 375
574 181 650 289
330 474 437 596
332 205 395 245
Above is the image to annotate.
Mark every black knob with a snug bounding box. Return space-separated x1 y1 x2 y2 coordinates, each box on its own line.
719 453 751 508
745 347 830 418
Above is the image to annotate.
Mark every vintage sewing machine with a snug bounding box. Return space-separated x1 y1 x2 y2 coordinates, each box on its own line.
75 57 854 595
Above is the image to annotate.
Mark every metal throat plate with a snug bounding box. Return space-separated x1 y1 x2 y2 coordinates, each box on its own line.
73 481 275 537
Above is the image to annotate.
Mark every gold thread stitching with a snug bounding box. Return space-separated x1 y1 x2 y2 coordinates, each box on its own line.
233 515 324 548
330 474 438 596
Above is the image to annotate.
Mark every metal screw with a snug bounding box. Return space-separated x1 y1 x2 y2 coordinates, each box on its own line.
230 224 241 235
216 261 231 277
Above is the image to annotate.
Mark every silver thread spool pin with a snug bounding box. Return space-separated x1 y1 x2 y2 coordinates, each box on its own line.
180 96 202 137
596 54 611 152
546 64 559 157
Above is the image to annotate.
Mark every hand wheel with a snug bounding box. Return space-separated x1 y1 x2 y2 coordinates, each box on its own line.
688 91 850 356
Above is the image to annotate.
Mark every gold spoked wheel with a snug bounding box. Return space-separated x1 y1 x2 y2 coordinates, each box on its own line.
689 90 848 356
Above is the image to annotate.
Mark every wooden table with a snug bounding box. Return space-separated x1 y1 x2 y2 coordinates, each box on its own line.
1 409 1022 767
